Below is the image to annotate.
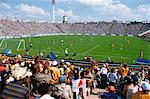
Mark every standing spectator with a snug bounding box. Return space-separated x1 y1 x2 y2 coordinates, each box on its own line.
100 64 108 88
72 73 82 99
120 64 129 79
109 67 118 86
84 68 94 95
80 71 87 99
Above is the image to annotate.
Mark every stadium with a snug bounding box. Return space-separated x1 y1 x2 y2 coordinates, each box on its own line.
0 0 150 99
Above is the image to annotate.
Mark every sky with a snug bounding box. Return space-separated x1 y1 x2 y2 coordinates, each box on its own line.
0 0 150 22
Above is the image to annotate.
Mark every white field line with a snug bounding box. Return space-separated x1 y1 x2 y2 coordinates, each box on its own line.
50 51 129 58
29 47 129 58
82 45 99 54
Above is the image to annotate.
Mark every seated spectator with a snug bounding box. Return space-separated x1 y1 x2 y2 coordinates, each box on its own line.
1 82 31 99
0 66 6 72
132 82 150 99
0 60 6 72
38 83 54 99
126 75 142 99
1 67 33 98
100 85 119 99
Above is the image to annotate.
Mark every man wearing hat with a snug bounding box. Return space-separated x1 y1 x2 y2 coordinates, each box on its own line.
132 82 150 99
1 67 33 99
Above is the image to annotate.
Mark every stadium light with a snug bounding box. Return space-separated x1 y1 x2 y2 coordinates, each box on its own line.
52 0 55 23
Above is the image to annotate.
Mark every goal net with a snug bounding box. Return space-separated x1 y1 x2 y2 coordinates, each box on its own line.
0 39 26 51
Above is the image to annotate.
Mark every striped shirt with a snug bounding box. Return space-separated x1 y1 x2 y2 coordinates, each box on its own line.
1 83 30 98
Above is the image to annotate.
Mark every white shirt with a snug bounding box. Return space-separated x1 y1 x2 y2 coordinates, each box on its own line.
109 73 117 83
126 85 141 99
72 79 81 95
40 94 54 99
81 78 87 97
100 67 108 75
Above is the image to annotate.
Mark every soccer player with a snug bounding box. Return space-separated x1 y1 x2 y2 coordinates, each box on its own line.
61 40 64 45
120 44 123 50
72 52 76 59
140 50 143 59
65 48 69 59
26 48 29 55
112 43 115 49
30 43 33 48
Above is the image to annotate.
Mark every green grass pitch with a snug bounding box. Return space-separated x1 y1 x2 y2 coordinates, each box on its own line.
0 35 150 64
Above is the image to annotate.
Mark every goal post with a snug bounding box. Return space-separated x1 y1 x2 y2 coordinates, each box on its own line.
0 39 7 50
16 39 26 51
0 39 26 51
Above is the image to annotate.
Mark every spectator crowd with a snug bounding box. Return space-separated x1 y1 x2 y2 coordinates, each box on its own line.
0 54 149 99
0 19 150 37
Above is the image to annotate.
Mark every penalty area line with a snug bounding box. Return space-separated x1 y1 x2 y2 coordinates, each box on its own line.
82 45 99 54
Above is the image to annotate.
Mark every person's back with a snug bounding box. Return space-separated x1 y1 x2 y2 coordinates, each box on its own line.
132 91 150 99
100 67 108 75
132 82 150 99
109 68 117 85
72 73 82 99
109 73 117 84
127 85 141 99
126 75 142 99
49 67 61 81
122 67 129 77
38 83 54 99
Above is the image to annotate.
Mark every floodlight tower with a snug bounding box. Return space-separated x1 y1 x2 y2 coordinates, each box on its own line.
52 0 55 23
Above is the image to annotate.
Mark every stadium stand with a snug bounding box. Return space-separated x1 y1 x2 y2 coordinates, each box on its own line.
0 19 150 37
138 30 150 41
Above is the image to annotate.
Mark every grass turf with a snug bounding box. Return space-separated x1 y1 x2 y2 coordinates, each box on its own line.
0 35 150 64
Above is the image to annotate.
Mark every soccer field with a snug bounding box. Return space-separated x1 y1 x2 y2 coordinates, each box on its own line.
0 35 150 64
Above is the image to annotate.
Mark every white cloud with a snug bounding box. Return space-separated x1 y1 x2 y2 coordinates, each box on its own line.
0 2 11 9
105 3 132 16
77 0 132 17
77 0 112 7
137 4 150 15
15 3 47 15
56 8 79 19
